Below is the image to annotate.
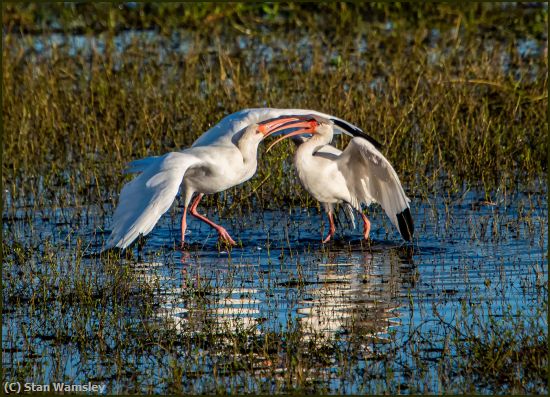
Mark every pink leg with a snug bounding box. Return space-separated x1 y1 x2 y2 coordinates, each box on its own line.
180 205 188 248
361 213 371 240
189 193 202 214
322 211 336 243
189 194 236 245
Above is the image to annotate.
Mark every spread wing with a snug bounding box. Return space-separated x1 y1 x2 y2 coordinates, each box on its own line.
337 137 414 240
104 152 204 249
191 108 371 148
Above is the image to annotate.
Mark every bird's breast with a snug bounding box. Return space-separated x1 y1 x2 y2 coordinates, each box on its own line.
295 154 351 204
184 148 255 194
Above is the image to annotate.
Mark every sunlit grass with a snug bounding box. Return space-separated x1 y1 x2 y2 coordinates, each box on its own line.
2 3 548 395
3 3 547 213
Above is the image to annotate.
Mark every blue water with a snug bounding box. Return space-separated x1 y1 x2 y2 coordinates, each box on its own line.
3 188 547 393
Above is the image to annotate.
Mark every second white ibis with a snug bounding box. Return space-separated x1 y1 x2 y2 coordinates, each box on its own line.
264 116 414 243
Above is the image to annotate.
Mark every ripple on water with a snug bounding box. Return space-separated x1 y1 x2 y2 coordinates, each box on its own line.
2 190 547 393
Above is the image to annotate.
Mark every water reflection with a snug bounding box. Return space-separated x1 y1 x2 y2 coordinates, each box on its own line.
134 243 417 351
3 192 547 393
135 260 264 335
297 251 411 345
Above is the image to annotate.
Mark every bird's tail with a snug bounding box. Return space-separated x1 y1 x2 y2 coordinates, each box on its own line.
104 152 201 251
396 207 414 241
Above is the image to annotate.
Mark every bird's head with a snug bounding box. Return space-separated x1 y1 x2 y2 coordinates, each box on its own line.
241 123 264 141
258 115 334 152
237 123 271 147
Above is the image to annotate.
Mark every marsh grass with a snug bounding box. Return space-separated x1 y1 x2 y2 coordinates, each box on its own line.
2 3 548 395
2 3 548 213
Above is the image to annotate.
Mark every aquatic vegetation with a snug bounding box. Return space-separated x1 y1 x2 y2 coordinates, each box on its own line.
3 3 547 209
2 3 547 395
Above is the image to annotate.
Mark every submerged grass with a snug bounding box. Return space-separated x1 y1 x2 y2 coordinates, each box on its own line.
3 200 547 394
2 3 548 395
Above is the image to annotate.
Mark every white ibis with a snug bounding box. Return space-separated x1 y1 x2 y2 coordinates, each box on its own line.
264 116 414 243
104 108 370 250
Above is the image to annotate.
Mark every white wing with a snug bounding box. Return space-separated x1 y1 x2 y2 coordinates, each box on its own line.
105 151 203 249
337 137 414 240
124 156 159 174
192 108 364 148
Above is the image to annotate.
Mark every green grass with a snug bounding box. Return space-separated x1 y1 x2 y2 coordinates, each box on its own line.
2 3 548 395
2 3 547 212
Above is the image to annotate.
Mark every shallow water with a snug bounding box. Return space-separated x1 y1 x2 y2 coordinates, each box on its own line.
3 6 548 391
3 188 547 393
4 24 545 87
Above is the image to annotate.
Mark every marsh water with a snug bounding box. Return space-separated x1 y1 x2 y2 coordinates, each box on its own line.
3 186 547 394
3 4 548 394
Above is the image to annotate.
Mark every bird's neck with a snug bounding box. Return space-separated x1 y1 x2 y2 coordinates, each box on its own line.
294 134 330 171
238 139 259 167
297 133 331 157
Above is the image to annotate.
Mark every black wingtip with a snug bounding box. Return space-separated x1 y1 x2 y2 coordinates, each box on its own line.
330 118 383 149
396 208 414 241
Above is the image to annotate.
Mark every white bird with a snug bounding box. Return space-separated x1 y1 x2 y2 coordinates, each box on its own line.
264 116 414 243
104 108 372 250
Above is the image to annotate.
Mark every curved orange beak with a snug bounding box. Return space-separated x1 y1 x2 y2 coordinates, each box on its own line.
264 119 319 152
258 116 305 137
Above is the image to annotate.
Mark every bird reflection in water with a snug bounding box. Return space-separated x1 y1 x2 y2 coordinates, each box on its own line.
135 243 417 344
297 248 417 348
